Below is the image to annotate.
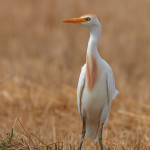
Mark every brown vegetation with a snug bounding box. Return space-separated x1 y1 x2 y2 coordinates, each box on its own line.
0 0 150 149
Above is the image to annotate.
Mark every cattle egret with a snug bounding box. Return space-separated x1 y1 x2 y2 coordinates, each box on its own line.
64 14 119 150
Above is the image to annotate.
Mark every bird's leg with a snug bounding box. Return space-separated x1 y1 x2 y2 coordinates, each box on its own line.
78 117 86 150
98 123 104 150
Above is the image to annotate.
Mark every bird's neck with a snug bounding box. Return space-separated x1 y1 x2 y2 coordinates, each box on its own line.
85 27 101 91
86 26 101 61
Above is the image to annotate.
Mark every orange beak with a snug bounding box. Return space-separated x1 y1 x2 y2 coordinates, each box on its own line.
63 17 86 23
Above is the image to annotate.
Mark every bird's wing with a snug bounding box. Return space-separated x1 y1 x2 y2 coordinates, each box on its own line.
104 70 119 124
107 70 119 103
77 64 86 117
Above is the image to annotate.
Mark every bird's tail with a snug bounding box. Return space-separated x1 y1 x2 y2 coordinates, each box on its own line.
112 89 119 100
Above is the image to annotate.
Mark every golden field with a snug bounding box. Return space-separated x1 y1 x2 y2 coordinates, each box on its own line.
0 0 150 149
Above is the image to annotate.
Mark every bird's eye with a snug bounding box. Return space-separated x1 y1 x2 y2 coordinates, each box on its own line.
86 17 91 21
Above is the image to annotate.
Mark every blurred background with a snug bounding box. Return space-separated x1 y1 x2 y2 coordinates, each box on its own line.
0 0 150 149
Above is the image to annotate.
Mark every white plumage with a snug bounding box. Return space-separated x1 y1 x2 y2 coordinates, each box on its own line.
77 61 118 141
64 13 118 150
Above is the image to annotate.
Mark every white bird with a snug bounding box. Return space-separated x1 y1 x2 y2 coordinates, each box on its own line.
64 14 118 150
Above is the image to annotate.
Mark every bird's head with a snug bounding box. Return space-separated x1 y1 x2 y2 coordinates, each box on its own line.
64 14 101 31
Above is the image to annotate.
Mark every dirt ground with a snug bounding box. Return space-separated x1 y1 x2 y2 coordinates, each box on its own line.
0 0 150 149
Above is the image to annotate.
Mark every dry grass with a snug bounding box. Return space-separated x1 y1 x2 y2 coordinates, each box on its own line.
0 0 150 149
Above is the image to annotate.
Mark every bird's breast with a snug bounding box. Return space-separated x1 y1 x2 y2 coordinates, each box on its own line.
82 73 108 120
